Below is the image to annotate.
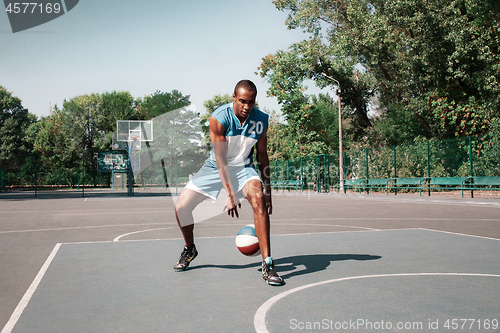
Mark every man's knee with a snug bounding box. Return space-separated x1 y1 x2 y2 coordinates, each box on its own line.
175 200 191 218
248 188 265 211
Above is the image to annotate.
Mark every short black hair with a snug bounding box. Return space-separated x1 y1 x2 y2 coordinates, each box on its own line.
234 80 257 95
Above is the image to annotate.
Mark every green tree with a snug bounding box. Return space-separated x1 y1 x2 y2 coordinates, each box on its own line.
136 90 191 120
265 0 499 145
98 91 138 151
0 86 37 181
33 106 81 186
257 38 378 144
309 94 338 151
62 94 102 175
200 94 233 148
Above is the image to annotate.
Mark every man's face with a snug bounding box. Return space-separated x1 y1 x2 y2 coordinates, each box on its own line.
232 88 256 122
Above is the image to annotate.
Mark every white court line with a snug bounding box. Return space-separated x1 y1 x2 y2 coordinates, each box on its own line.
112 222 380 242
113 227 178 242
254 272 500 333
66 227 417 246
84 196 172 202
1 244 61 333
2 217 498 235
201 217 500 223
0 222 176 234
266 223 376 230
307 192 500 207
417 228 500 242
54 226 500 247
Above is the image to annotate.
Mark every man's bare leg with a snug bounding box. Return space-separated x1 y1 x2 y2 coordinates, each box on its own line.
244 179 284 285
174 188 207 246
243 179 271 259
173 188 207 271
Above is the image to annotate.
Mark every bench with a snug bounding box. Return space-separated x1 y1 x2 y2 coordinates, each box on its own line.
332 176 500 197
286 179 303 192
467 176 500 198
470 176 500 187
366 178 395 194
271 180 288 191
337 179 367 194
271 180 303 191
389 177 429 196
427 177 471 197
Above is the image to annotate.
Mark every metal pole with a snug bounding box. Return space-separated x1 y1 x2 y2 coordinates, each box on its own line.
427 141 431 196
128 144 133 196
469 136 474 198
365 148 369 194
393 145 397 195
316 155 320 193
287 159 289 182
301 157 304 192
326 155 330 193
338 90 343 187
82 155 85 197
321 71 343 189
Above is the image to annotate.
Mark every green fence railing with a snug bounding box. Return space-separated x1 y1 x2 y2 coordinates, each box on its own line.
270 133 500 193
1 133 499 196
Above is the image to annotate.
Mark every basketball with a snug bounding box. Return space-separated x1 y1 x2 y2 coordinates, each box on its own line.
235 224 261 256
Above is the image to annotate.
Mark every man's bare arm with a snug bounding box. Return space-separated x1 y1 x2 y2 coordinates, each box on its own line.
209 116 241 217
256 125 272 215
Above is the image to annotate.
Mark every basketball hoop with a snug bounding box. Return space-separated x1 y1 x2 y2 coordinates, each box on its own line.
115 119 153 196
129 136 141 151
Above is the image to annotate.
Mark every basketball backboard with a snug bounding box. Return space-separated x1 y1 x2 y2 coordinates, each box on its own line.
116 120 153 142
112 133 126 151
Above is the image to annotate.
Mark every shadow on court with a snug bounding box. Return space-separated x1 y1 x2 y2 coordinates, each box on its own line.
190 254 382 280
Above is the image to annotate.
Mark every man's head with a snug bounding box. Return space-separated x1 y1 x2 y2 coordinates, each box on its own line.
232 80 257 122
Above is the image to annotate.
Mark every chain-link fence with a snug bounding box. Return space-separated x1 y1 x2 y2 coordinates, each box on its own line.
0 157 198 195
270 133 500 193
1 133 499 195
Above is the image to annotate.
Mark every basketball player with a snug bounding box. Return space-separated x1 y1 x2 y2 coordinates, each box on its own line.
173 80 284 286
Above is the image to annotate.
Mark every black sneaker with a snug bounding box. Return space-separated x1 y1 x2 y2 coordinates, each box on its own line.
262 257 285 286
174 245 198 272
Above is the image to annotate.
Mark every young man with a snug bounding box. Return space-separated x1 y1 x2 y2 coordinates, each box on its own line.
173 79 284 286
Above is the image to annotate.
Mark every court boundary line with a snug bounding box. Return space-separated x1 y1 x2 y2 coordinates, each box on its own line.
2 216 498 235
417 228 500 242
59 227 416 245
112 222 379 242
1 243 61 333
0 222 177 234
113 227 178 242
254 272 500 333
110 225 500 243
272 191 500 207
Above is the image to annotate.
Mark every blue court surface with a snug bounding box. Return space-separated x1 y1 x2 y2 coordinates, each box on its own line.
6 228 500 332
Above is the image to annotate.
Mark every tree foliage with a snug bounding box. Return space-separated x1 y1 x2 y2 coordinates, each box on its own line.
0 86 37 176
200 94 233 149
31 89 191 182
261 0 500 147
136 90 191 120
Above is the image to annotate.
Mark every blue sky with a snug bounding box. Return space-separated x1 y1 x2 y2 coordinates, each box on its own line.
1 0 326 118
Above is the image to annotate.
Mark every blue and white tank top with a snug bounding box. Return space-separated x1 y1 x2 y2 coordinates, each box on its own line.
208 103 268 167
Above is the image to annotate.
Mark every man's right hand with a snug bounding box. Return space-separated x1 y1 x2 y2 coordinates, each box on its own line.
224 195 241 218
